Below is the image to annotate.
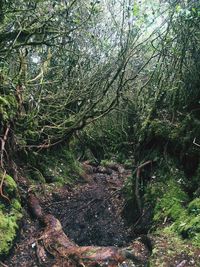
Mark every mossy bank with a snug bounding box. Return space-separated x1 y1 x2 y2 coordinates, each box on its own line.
128 156 200 266
0 172 22 257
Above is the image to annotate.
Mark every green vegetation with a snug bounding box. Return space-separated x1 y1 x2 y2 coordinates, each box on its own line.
169 198 200 246
149 232 199 267
0 173 22 256
142 160 200 247
0 0 200 262
22 147 83 185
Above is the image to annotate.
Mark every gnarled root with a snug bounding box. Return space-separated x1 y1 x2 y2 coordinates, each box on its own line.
28 193 149 266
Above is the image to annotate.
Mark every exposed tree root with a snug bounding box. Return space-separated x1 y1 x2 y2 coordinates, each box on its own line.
28 193 150 266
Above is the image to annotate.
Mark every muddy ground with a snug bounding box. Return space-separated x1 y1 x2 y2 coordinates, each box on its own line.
2 163 149 267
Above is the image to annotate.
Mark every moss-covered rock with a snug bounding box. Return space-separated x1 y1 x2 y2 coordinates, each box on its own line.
0 173 22 256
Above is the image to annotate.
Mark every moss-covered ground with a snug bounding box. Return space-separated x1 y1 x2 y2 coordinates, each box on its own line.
145 168 200 247
140 158 200 265
0 172 22 256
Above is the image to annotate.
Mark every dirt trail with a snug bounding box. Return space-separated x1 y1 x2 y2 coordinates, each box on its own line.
44 164 133 247
2 162 150 267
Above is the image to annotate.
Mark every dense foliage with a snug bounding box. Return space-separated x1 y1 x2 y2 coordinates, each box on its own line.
0 0 156 155
1 0 200 260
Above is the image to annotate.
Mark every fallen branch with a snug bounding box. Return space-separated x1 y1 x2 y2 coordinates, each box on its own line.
28 193 149 266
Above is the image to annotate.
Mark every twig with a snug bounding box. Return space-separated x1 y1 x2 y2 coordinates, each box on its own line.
193 138 200 148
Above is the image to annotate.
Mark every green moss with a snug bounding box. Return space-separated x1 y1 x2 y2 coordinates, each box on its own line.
26 147 83 186
153 179 188 222
169 198 200 246
140 160 200 246
146 170 200 246
4 173 17 194
53 175 65 184
0 173 22 256
141 115 200 160
188 198 200 215
149 231 200 267
0 94 18 121
11 199 22 211
101 159 115 167
193 166 200 197
123 159 134 169
0 211 19 255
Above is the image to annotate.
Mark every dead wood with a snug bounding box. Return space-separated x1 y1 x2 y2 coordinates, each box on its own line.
28 193 149 266
0 124 10 169
0 170 10 203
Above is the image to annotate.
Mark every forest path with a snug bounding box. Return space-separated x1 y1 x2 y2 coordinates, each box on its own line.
44 163 133 248
3 162 151 267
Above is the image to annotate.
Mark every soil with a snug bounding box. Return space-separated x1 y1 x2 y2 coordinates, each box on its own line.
1 162 200 267
2 162 149 267
44 167 133 247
